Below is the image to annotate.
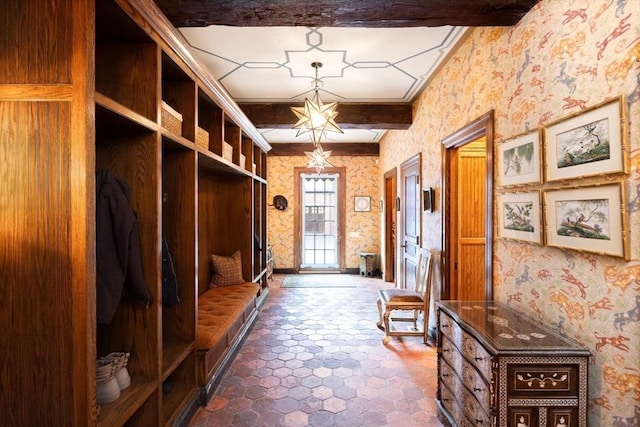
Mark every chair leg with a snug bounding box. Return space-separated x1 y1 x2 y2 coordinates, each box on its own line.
423 310 429 345
382 309 391 344
376 298 384 330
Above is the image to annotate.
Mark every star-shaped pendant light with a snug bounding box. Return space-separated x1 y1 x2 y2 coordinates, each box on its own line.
291 62 343 146
305 144 333 174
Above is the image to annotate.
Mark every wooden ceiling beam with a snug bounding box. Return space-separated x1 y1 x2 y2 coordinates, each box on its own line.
269 143 379 157
155 0 539 28
240 103 412 130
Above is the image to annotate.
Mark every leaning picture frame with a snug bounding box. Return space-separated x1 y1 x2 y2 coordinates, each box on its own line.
543 96 628 182
496 129 542 187
543 182 629 259
497 191 542 244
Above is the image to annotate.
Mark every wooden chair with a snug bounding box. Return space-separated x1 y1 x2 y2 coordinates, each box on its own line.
376 248 433 344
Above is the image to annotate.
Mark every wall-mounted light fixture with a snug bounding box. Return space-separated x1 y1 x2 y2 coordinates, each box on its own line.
423 187 434 212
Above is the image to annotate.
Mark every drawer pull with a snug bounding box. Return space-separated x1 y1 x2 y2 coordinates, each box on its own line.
442 373 450 378
476 419 484 424
442 323 450 328
474 387 482 392
443 348 450 352
474 356 485 361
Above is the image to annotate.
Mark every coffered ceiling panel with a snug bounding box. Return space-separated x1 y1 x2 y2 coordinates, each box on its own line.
179 25 468 143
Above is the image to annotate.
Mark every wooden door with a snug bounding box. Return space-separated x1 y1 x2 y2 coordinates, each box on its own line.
450 140 486 300
442 111 494 301
384 168 397 282
399 154 421 289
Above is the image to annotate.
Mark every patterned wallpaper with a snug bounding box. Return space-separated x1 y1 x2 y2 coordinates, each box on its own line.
379 0 639 425
267 155 380 270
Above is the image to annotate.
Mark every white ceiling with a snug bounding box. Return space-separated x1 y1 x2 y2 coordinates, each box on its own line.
179 25 467 143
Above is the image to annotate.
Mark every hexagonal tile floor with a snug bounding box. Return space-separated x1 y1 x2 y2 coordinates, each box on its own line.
189 274 443 427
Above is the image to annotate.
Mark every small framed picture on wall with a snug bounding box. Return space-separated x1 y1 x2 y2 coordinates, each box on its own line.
496 129 543 188
543 182 629 259
497 191 542 245
543 96 628 182
354 196 371 212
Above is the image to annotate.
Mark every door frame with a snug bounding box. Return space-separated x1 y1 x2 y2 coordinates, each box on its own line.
441 111 494 300
383 167 397 282
293 167 347 273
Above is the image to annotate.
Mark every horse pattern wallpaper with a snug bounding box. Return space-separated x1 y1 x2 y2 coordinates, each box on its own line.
379 0 639 425
267 0 639 424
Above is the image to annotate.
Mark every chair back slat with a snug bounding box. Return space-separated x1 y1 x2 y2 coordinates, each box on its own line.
414 249 432 297
416 248 433 340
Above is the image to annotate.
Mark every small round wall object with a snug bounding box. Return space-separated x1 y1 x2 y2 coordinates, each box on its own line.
273 195 288 211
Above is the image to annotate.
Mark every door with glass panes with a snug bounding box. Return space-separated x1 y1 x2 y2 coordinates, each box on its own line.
300 172 341 271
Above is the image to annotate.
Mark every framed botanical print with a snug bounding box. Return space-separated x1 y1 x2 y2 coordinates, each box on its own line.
543 182 629 259
497 191 542 244
543 96 628 182
497 129 542 187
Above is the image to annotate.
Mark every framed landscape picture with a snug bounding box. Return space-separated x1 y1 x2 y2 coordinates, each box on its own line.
497 191 542 244
543 96 628 182
497 129 542 187
543 183 629 259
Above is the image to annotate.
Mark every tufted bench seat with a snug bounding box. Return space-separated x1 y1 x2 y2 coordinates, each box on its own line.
196 282 260 401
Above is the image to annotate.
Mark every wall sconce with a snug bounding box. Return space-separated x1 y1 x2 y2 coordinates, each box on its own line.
423 188 434 212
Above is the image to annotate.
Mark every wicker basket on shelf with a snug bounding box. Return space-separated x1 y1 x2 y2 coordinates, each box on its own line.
222 141 233 162
161 101 182 136
196 127 209 150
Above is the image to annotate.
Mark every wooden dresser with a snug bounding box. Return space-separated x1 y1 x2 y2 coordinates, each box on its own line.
436 301 590 427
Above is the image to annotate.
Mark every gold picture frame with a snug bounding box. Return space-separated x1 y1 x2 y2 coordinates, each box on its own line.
497 191 542 245
497 129 543 188
543 182 629 259
543 96 628 182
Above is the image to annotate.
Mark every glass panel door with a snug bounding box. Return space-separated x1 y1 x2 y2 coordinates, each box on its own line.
300 173 339 269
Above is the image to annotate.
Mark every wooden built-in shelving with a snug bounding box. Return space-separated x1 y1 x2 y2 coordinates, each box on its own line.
93 0 271 425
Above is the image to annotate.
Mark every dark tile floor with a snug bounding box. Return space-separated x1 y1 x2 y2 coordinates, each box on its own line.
189 274 443 427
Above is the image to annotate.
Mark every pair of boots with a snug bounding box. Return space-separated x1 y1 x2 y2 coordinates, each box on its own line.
96 352 131 404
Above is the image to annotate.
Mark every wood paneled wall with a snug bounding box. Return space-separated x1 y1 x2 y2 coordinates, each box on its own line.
0 1 95 425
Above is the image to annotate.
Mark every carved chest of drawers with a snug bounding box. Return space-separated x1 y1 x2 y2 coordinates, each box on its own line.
436 301 590 427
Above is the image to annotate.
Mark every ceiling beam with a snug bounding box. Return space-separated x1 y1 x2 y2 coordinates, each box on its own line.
156 0 539 28
240 103 412 130
269 143 379 157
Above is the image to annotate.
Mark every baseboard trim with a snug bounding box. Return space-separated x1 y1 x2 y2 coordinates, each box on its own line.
274 268 369 276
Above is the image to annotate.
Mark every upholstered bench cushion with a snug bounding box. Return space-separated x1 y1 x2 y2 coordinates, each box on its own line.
197 283 258 350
